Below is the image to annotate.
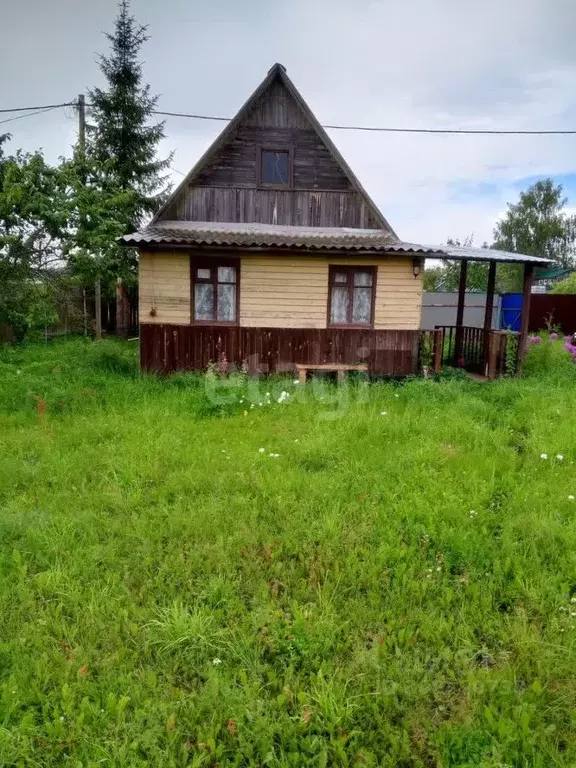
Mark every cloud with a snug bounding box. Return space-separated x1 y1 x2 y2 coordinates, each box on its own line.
3 0 576 245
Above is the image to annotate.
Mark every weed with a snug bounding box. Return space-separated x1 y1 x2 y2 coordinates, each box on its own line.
0 338 576 765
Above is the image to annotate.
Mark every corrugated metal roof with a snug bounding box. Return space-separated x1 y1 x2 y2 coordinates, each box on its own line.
435 244 550 265
121 221 552 265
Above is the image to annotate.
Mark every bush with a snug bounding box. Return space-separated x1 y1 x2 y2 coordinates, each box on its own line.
523 332 576 379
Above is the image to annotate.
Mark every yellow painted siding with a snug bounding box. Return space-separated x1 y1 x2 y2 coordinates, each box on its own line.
240 255 422 330
373 258 423 330
138 251 423 330
139 251 190 324
240 257 329 328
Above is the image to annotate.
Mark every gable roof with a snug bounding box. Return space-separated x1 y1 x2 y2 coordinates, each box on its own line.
151 63 396 236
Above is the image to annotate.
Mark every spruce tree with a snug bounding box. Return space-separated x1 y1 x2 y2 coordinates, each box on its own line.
87 0 171 230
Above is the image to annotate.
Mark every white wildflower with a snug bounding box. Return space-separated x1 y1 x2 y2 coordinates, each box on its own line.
380 411 388 416
269 453 280 458
212 657 222 666
557 454 564 461
569 495 575 501
258 448 265 453
571 597 576 603
540 453 548 460
266 392 270 397
394 393 399 398
436 566 442 572
293 379 300 385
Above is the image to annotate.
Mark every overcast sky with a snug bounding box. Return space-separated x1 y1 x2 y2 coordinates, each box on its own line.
2 0 576 244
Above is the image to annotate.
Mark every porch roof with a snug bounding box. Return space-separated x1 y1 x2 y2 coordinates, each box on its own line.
121 220 552 265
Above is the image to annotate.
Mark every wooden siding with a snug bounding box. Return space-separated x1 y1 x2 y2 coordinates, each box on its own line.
194 128 352 191
240 256 422 331
139 251 190 325
140 323 423 376
170 187 380 228
373 258 423 330
160 77 385 230
241 258 328 328
244 77 310 129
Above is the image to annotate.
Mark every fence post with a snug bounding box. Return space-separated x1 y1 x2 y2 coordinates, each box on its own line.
116 278 130 339
486 331 498 379
433 329 443 372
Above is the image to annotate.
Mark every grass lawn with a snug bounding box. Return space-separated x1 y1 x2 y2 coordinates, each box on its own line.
1 337 576 766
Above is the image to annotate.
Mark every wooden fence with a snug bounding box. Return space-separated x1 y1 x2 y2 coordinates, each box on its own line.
435 325 519 377
140 324 442 376
529 294 576 335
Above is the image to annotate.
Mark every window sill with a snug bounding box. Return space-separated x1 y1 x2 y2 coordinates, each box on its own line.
257 184 292 191
328 323 374 330
192 320 239 327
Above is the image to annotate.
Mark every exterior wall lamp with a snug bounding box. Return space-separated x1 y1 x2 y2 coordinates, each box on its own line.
412 258 423 278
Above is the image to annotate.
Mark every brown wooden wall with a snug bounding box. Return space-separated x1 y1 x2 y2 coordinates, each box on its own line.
167 187 380 228
140 323 423 376
193 128 352 191
161 77 385 230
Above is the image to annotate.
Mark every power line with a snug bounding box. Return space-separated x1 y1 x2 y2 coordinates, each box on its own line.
0 102 75 114
0 106 62 126
152 109 576 135
2 99 576 136
155 110 229 122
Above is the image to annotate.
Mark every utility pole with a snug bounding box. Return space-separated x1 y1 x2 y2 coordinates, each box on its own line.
77 93 86 156
77 93 102 340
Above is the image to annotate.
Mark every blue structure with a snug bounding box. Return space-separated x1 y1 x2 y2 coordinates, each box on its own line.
501 293 523 332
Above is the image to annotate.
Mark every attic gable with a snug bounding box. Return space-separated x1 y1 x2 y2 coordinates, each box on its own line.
156 64 395 235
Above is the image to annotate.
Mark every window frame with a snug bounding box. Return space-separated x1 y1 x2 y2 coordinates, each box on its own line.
327 265 377 329
257 145 294 189
190 257 240 326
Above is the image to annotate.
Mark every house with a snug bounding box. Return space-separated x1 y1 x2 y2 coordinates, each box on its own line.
532 267 574 293
122 64 550 377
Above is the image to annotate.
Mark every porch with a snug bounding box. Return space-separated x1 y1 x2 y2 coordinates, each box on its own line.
431 251 548 379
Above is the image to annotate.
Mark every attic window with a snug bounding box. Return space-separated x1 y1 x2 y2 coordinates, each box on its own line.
259 148 292 188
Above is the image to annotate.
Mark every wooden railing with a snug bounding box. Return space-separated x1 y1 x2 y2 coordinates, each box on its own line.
140 324 437 376
435 326 520 377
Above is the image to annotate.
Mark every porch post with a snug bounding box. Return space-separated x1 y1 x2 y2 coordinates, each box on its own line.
517 263 534 373
454 259 468 365
483 260 497 373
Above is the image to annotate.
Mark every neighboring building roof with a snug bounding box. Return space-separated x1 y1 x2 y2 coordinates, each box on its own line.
534 267 572 280
151 63 395 235
121 221 552 264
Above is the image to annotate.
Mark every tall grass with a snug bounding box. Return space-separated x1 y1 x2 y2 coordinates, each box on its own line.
1 337 576 766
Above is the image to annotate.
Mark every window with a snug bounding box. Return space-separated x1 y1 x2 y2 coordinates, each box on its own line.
328 267 375 327
192 262 238 324
259 148 292 187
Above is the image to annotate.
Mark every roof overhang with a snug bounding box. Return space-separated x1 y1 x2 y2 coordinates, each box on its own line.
120 221 553 265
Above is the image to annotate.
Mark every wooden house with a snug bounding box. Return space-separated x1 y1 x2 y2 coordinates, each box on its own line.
122 64 549 377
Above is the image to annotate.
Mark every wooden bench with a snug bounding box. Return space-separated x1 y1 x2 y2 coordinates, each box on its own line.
295 363 369 385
